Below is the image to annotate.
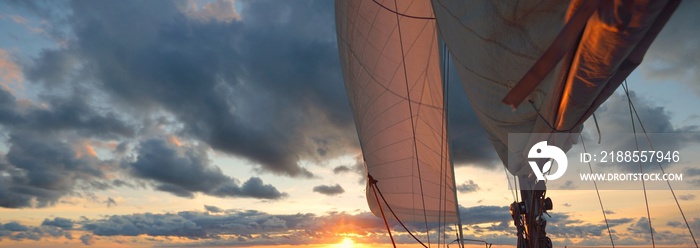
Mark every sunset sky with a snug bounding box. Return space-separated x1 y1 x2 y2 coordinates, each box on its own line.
0 0 699 247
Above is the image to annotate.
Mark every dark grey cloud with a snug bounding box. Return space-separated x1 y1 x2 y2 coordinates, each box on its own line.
678 194 695 201
2 222 29 232
41 217 74 230
590 91 700 172
446 66 500 169
0 79 135 208
82 213 206 238
547 214 608 239
627 217 654 237
332 165 352 174
454 205 630 243
80 208 386 244
558 180 576 190
456 180 480 193
608 218 635 227
0 221 56 241
458 205 511 225
17 0 503 181
333 156 366 185
641 0 700 94
104 197 116 207
0 130 117 208
312 184 345 196
685 168 700 177
204 205 223 213
127 139 286 199
80 233 95 245
22 0 357 179
1 206 696 246
0 87 134 139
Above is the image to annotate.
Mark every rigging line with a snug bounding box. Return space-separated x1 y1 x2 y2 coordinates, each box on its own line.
621 82 699 248
369 175 397 248
622 81 655 248
439 40 448 248
372 176 429 248
581 137 615 247
370 0 435 20
503 168 517 202
513 175 519 203
392 0 431 245
528 100 575 133
592 113 601 144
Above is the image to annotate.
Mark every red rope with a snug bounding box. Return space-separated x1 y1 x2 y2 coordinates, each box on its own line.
369 175 397 248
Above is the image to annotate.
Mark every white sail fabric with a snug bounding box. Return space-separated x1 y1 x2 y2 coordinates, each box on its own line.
432 0 678 176
336 0 457 222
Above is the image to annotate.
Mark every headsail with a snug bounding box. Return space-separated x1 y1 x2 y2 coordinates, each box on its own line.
335 0 457 223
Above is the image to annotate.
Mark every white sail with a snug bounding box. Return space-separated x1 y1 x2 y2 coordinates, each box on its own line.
432 0 680 176
336 0 457 222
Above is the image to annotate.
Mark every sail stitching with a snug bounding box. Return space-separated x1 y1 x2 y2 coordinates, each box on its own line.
392 0 432 245
370 0 435 20
486 0 547 53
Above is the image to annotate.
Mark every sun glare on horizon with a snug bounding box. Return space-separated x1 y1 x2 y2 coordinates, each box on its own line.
334 237 355 248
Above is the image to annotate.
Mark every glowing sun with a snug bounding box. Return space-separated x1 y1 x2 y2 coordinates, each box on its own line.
335 237 355 248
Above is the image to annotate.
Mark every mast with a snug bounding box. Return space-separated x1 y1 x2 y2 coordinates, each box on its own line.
439 36 465 248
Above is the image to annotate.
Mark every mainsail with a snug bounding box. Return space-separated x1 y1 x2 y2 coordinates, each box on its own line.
336 0 458 223
433 0 681 176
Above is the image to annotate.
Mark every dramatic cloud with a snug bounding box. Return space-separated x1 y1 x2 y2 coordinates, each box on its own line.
79 234 95 245
589 91 700 172
312 184 345 196
332 166 352 174
22 0 357 179
457 180 481 193
641 0 700 94
0 87 134 139
41 217 74 230
127 139 286 199
608 218 635 227
82 213 207 238
0 221 70 241
627 217 654 237
0 130 119 208
0 49 23 91
104 197 116 207
0 206 696 247
204 205 223 213
458 205 511 226
183 0 241 23
79 208 387 245
332 156 366 185
678 194 696 201
445 69 500 169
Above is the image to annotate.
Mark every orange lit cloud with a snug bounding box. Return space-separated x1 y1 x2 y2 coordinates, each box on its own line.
184 0 241 23
0 49 23 93
74 140 98 158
